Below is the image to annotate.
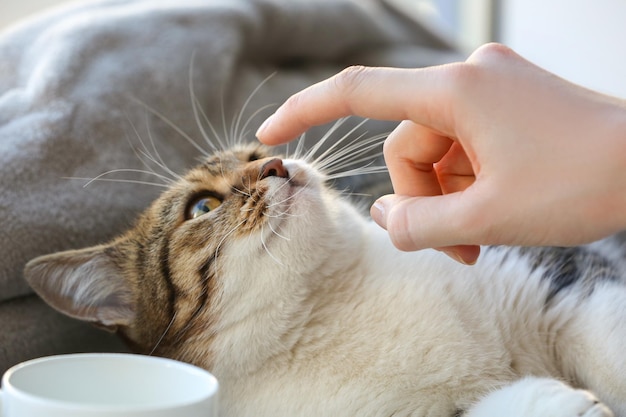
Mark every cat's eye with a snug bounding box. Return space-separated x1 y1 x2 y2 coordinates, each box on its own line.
186 195 222 220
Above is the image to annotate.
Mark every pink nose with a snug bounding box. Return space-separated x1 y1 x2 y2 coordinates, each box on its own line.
260 158 289 179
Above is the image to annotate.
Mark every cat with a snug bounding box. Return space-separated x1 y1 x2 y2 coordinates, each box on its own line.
24 134 626 417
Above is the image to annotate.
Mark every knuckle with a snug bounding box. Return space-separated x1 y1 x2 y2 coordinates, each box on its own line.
468 42 515 63
386 204 420 251
454 197 496 245
433 62 476 101
331 65 371 97
441 43 517 96
382 130 397 159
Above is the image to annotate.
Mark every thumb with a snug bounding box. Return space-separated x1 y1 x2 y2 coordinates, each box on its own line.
370 193 477 251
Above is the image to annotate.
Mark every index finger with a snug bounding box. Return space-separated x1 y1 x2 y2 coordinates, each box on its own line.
256 65 457 145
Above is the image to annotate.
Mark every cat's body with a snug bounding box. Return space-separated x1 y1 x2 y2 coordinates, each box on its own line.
25 144 626 416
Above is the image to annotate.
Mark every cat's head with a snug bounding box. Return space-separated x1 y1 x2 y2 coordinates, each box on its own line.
24 143 365 376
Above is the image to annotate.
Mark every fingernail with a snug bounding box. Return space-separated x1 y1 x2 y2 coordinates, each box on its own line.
370 199 387 229
442 250 476 266
255 114 274 140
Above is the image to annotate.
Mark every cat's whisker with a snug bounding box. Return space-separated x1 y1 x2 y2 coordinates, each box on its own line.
265 176 296 200
245 177 255 197
124 121 161 177
287 132 307 161
188 52 224 152
192 95 225 152
141 116 187 182
264 209 301 220
295 132 307 160
70 168 175 189
214 218 247 260
267 185 302 208
309 118 369 165
314 134 385 171
320 153 385 175
128 95 211 158
121 116 183 186
235 102 276 146
232 186 253 198
148 311 177 356
265 215 290 241
230 73 277 146
314 133 386 174
267 183 311 209
259 224 285 267
336 190 375 199
219 94 232 148
324 166 389 181
302 118 352 163
69 178 171 188
135 148 185 183
169 289 212 348
267 172 320 209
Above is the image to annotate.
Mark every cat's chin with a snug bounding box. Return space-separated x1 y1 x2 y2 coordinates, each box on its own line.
253 159 361 269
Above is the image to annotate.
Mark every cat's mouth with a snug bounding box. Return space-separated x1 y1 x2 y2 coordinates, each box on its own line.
261 160 316 216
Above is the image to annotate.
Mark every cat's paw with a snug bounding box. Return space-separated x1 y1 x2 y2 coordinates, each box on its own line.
539 383 613 417
466 377 614 417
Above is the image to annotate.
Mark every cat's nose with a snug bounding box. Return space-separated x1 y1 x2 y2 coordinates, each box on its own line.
260 158 289 179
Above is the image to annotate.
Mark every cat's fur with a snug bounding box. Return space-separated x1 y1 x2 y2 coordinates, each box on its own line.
24 143 626 417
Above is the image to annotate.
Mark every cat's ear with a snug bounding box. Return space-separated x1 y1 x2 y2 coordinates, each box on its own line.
24 245 136 331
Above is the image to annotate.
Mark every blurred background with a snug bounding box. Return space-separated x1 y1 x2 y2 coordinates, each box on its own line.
1 0 624 98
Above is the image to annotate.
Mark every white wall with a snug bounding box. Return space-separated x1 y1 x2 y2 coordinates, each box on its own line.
500 0 626 98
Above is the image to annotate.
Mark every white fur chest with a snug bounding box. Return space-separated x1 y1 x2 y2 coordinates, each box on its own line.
214 223 551 417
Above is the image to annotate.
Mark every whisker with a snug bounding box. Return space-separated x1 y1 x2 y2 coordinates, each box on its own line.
220 92 231 148
148 312 177 356
123 119 162 176
315 133 386 173
260 224 285 267
231 72 277 144
310 118 369 166
215 218 247 259
302 118 352 163
232 186 252 198
142 115 186 182
188 52 227 152
294 132 307 160
266 215 290 241
192 95 226 152
128 95 210 158
237 103 276 144
68 168 175 188
73 178 171 188
324 165 389 180
267 178 314 208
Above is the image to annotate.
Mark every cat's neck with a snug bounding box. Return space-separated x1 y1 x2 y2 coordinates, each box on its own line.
207 197 371 375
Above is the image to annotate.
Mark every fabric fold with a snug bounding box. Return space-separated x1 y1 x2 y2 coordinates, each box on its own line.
0 0 459 300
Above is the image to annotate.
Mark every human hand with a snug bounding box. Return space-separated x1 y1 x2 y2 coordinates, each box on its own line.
256 43 626 264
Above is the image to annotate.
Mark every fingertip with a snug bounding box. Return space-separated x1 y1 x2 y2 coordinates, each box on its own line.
255 105 311 145
370 200 387 229
442 245 480 265
255 114 279 145
377 195 425 252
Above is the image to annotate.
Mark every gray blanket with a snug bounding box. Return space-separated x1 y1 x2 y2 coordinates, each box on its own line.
0 0 458 369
